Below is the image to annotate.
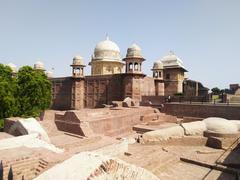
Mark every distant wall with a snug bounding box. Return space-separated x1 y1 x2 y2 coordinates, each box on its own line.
163 103 240 119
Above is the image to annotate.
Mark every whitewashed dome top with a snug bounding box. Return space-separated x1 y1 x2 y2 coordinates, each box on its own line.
94 36 120 53
162 51 184 67
45 70 53 78
34 61 45 70
7 63 17 73
92 36 121 62
126 43 143 58
72 55 84 66
152 60 163 70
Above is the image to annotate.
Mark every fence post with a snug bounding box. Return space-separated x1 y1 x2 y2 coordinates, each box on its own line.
8 166 13 180
0 161 3 180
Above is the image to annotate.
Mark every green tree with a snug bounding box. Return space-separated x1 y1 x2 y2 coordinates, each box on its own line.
17 66 52 117
0 64 19 119
211 87 221 95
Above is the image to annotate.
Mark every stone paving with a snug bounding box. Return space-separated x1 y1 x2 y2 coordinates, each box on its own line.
118 143 237 179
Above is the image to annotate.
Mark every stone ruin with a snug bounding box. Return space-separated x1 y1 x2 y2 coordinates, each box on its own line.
1 104 240 179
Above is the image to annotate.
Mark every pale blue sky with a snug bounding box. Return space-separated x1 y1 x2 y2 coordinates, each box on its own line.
0 0 239 89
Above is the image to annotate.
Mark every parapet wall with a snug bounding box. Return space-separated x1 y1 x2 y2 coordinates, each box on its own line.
163 103 240 119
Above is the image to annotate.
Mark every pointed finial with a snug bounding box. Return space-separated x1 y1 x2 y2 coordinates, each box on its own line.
106 33 109 40
169 50 174 55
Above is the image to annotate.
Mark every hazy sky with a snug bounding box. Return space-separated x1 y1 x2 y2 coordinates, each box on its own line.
0 0 239 89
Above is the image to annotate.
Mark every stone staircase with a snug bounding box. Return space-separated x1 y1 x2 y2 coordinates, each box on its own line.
2 156 50 180
35 158 49 177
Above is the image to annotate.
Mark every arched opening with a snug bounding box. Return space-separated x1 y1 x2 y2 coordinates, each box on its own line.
134 63 138 71
129 63 133 71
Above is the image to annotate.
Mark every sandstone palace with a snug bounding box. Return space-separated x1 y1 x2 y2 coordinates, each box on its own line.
42 37 208 110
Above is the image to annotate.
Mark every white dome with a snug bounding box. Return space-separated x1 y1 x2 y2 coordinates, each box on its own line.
161 51 184 68
45 70 53 78
72 55 84 66
152 60 163 69
128 43 141 51
126 43 143 58
162 51 183 63
92 36 121 62
7 63 17 73
34 61 45 70
94 37 120 53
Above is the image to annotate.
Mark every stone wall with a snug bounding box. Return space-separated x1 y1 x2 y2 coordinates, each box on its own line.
51 74 159 109
85 74 124 108
163 103 240 119
164 68 184 95
51 77 73 110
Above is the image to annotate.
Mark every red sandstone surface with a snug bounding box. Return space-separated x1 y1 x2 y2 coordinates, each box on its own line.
1 106 240 179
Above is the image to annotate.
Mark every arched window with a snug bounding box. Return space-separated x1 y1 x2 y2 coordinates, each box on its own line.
129 63 133 70
134 63 138 70
159 71 161 78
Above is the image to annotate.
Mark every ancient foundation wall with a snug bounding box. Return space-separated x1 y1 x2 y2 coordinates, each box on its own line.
163 103 240 119
1 154 48 180
54 107 156 137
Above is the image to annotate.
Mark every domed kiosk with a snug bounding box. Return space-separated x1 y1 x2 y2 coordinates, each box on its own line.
152 60 163 79
7 63 17 73
71 55 85 78
34 61 45 71
123 43 145 74
151 60 165 96
89 36 124 75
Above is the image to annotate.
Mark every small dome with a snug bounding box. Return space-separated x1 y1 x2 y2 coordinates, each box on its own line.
45 70 53 78
126 43 143 58
162 51 183 63
94 36 120 53
7 63 17 73
152 60 163 70
72 55 84 65
34 61 45 70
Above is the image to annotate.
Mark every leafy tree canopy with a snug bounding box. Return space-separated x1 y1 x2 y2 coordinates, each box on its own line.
211 87 221 95
0 64 18 119
0 64 51 119
17 66 52 117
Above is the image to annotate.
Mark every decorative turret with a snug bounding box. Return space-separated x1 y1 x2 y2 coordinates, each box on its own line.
45 70 54 78
123 43 145 74
7 63 17 77
152 60 163 79
71 55 85 78
34 61 45 71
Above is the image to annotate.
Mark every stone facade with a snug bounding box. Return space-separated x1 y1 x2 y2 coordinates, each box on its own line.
51 74 156 109
163 68 185 95
50 38 208 110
